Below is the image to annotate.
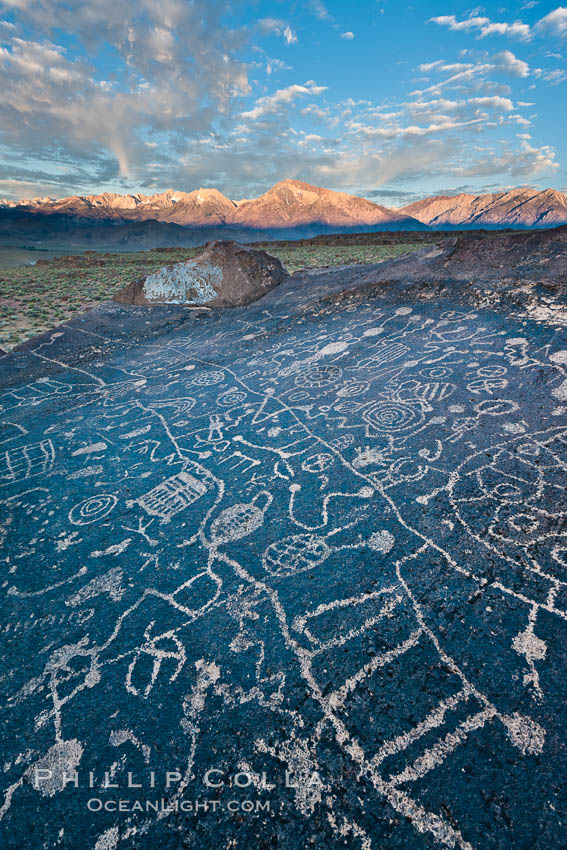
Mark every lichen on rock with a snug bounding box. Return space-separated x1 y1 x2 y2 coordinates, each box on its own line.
114 240 288 308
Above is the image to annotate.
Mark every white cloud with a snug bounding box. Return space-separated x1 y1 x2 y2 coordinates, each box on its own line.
308 1 331 20
258 18 286 34
355 118 486 138
311 140 460 188
534 7 567 38
300 103 331 120
453 139 558 177
429 14 532 40
241 81 327 120
468 95 515 110
265 57 291 75
491 50 530 77
258 18 298 46
534 67 567 84
283 25 298 46
430 7 567 44
349 92 519 142
0 1 252 182
419 60 445 72
0 0 561 202
414 50 530 99
341 31 355 40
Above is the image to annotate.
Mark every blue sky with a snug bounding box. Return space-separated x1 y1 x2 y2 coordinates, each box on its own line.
0 0 565 204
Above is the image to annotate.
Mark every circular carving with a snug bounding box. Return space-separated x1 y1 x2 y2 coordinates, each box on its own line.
69 495 117 526
294 365 342 389
192 371 225 386
363 400 423 433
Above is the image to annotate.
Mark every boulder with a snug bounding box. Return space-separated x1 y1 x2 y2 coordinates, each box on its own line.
113 240 288 308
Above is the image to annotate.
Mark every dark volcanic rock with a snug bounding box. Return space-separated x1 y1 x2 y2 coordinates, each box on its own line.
444 224 567 280
348 225 567 325
1 233 567 850
363 225 567 286
113 240 288 308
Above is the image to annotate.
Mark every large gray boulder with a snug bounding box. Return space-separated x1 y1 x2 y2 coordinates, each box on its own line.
113 240 288 308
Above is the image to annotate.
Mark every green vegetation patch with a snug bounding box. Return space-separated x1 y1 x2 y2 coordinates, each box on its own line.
257 241 421 274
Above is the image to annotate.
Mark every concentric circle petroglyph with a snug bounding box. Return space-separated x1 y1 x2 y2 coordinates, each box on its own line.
363 400 424 433
69 494 118 526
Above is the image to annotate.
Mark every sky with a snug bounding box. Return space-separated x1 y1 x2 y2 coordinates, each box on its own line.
0 1 566 206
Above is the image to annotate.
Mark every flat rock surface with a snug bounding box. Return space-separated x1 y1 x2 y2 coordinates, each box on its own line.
1 259 566 850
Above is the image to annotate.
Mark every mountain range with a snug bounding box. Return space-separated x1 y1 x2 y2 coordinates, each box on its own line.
1 179 567 251
399 188 567 229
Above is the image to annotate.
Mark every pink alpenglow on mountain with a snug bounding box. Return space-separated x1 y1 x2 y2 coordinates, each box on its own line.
1 188 237 226
229 179 414 228
0 180 418 230
400 188 567 229
2 182 567 248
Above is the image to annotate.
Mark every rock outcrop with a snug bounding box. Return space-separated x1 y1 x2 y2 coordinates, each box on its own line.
113 240 288 308
362 225 567 285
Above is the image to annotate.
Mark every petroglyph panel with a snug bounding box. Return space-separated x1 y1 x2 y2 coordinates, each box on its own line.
0 273 566 850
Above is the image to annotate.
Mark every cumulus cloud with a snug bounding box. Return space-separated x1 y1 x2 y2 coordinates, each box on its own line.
467 95 515 110
491 50 531 77
534 7 567 38
341 32 355 40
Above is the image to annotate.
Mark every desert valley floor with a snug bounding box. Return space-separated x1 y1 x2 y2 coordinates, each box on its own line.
0 252 566 849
